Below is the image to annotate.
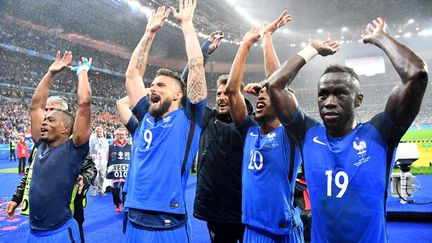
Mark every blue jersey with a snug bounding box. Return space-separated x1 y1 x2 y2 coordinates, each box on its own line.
123 116 139 195
125 96 206 214
239 116 302 235
29 139 89 230
288 109 409 243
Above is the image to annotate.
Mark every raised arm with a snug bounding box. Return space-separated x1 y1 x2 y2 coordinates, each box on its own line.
181 31 223 82
117 96 134 125
362 17 428 126
226 26 261 126
30 51 72 142
125 7 171 107
267 40 339 124
171 0 206 104
262 10 292 78
72 57 92 146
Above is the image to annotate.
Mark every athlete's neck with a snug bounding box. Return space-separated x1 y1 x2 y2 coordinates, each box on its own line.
327 118 357 137
259 118 281 135
47 136 69 148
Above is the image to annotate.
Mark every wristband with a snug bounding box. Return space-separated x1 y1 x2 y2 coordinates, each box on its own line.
72 60 91 74
297 45 318 63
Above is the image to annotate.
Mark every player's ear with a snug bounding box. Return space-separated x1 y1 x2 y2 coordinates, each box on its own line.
355 93 363 108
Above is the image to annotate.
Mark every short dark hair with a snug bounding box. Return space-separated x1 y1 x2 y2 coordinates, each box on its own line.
53 109 75 135
156 68 184 92
155 68 186 106
216 74 244 89
321 64 360 83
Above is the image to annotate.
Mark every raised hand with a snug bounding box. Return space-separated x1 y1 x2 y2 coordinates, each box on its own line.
146 6 171 33
48 51 72 75
242 26 261 45
70 57 93 74
311 39 340 56
262 10 292 35
244 82 262 97
206 31 223 55
170 0 197 24
362 17 387 45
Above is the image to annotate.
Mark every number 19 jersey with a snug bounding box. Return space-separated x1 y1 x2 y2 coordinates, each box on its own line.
289 109 409 243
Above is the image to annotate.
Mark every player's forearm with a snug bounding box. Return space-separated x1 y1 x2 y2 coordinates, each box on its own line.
375 34 428 85
77 71 92 106
226 43 252 94
262 34 281 78
182 21 203 62
31 71 54 110
182 22 207 103
125 31 155 82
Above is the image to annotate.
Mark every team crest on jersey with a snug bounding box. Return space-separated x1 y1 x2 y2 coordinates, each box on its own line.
267 132 276 141
353 140 367 155
353 139 370 166
161 116 173 128
264 132 279 148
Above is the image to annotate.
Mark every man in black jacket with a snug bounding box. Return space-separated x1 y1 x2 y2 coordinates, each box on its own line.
180 31 247 242
5 95 96 243
194 75 252 243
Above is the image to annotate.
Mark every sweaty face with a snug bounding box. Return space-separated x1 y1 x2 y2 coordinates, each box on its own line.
318 72 358 135
40 110 68 143
254 87 276 124
148 76 180 118
216 84 230 116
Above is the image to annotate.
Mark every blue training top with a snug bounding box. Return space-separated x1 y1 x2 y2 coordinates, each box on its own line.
288 109 409 243
29 139 89 231
124 96 206 214
238 116 303 235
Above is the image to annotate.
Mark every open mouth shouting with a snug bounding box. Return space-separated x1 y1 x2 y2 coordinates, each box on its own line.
255 101 266 113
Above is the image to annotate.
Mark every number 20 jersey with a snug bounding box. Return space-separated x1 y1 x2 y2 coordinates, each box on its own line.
240 117 302 235
288 109 409 243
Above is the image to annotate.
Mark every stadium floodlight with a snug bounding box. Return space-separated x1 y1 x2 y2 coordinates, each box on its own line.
341 27 348 32
317 29 323 34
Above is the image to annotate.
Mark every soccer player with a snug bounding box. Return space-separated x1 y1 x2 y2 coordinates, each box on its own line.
27 51 92 242
123 0 207 242
266 17 428 242
6 95 96 243
226 13 304 243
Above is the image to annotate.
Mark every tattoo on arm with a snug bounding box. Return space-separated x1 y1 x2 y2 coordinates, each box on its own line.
187 57 206 103
136 36 151 70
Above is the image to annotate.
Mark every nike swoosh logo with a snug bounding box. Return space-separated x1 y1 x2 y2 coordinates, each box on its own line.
313 136 327 145
249 132 259 137
146 118 154 125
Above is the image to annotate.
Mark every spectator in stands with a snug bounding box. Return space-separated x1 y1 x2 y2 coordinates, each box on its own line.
16 133 29 175
8 137 16 161
89 126 109 196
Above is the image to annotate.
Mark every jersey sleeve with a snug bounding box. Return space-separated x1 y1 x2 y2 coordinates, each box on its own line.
283 107 319 144
132 96 150 122
125 116 139 135
369 112 411 145
236 115 257 140
183 97 208 127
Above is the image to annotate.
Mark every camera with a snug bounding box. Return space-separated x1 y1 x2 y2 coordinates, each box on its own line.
214 32 224 39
